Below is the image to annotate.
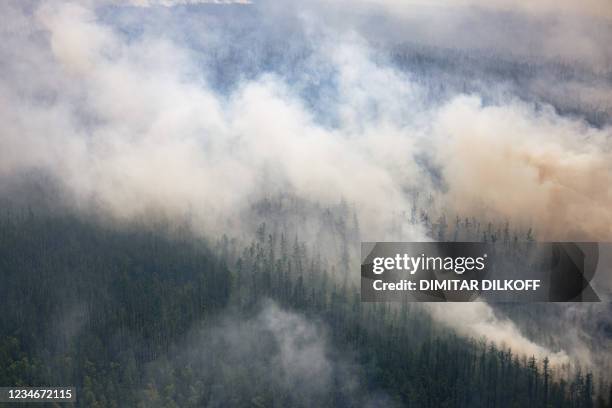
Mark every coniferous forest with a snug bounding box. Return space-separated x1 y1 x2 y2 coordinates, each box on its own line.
0 198 610 407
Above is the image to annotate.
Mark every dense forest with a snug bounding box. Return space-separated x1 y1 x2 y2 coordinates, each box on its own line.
1 201 610 407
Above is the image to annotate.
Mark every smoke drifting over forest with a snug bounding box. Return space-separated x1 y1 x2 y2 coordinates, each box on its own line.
2 0 611 240
142 301 398 407
1 0 611 401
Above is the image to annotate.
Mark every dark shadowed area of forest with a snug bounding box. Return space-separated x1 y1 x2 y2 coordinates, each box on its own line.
1 196 610 407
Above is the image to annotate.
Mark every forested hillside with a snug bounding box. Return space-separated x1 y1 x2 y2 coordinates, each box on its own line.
0 210 230 407
0 206 609 407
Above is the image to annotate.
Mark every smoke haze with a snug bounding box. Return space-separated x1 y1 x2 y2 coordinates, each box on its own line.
1 0 611 379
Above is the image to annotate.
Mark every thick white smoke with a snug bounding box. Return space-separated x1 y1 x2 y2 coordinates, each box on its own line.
1 1 430 241
425 303 571 365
